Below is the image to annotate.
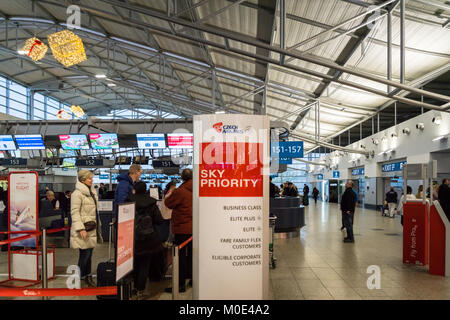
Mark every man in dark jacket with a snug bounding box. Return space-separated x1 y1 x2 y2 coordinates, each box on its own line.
438 179 450 222
114 164 142 213
126 181 164 300
164 169 193 293
270 177 278 198
341 180 357 243
385 187 398 218
303 184 310 205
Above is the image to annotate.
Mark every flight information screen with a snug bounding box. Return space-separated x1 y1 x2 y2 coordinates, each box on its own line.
14 135 45 150
167 133 193 149
59 134 90 150
89 133 119 149
0 135 16 150
136 134 166 149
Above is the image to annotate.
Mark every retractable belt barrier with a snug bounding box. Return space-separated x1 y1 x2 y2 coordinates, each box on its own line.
0 226 118 298
0 227 71 246
172 236 193 300
0 286 118 297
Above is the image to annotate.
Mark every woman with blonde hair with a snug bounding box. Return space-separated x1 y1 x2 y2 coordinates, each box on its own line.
416 185 424 199
70 170 103 287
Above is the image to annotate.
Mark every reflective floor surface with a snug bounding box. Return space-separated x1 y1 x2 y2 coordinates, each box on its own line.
1 201 449 300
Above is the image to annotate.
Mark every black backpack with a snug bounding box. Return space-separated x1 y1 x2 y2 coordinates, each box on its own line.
135 211 154 241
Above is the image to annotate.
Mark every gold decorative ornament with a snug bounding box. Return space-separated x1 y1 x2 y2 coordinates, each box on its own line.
56 109 71 120
22 37 48 61
70 105 85 118
47 30 87 67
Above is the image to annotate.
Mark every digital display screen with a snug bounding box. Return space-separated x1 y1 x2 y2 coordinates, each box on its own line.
136 134 166 149
14 135 45 150
167 133 193 149
59 134 90 150
89 133 119 150
0 135 16 150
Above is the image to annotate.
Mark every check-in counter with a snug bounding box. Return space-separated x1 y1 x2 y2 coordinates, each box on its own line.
270 197 305 238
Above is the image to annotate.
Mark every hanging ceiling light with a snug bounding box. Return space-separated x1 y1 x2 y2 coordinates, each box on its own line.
22 37 48 62
70 105 85 118
56 109 71 120
432 115 442 125
47 30 87 67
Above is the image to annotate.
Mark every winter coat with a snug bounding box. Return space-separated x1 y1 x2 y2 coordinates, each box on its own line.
126 193 164 256
70 181 103 249
165 179 193 235
114 173 134 208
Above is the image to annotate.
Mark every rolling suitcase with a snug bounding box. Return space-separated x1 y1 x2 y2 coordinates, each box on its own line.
97 222 117 300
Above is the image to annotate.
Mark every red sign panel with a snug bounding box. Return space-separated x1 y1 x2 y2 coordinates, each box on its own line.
429 205 446 276
199 142 263 197
403 202 429 266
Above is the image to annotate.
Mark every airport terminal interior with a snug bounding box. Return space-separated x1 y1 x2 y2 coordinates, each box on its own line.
0 0 449 301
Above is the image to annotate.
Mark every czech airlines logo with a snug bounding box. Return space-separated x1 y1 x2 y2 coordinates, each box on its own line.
213 122 223 133
212 122 243 134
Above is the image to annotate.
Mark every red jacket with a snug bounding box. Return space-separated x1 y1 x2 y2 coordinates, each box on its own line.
165 179 192 235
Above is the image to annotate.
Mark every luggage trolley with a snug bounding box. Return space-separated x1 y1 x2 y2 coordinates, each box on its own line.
269 216 277 269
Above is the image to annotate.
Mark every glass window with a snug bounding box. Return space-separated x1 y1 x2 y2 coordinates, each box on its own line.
9 81 27 96
33 108 45 120
0 76 6 114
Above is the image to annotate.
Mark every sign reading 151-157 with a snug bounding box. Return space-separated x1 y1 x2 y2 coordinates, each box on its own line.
270 141 304 158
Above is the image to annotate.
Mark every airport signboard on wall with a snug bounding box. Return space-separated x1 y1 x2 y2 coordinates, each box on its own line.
193 114 269 300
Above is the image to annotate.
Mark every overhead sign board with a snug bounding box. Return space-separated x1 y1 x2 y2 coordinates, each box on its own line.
1 158 28 167
317 174 323 180
382 160 407 173
270 141 303 158
333 171 340 179
351 167 365 176
75 159 104 167
136 133 166 149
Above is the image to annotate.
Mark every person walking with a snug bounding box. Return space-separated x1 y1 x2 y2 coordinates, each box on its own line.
385 187 398 218
126 181 164 300
303 184 310 206
312 187 319 204
341 180 357 243
438 179 450 222
397 186 416 226
70 170 103 287
164 169 193 293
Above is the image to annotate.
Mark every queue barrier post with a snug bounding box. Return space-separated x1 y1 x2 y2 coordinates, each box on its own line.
172 245 179 300
41 229 48 300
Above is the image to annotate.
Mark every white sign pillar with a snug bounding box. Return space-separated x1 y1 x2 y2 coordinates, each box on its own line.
193 114 270 300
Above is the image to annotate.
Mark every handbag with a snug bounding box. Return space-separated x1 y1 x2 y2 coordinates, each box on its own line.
84 221 97 232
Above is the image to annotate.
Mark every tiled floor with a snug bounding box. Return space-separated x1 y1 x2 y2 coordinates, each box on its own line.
1 201 450 300
269 201 450 300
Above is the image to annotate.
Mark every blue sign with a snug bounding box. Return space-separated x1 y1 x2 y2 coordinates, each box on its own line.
279 157 292 164
99 174 109 180
352 168 365 176
14 135 45 150
317 174 323 180
270 141 303 158
333 171 340 178
382 161 407 173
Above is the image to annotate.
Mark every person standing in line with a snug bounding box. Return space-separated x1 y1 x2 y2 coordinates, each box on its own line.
416 185 424 199
385 187 398 218
164 169 193 293
70 170 103 287
397 186 416 226
438 179 450 222
126 181 164 300
161 181 177 245
114 164 143 213
341 180 357 243
312 187 319 204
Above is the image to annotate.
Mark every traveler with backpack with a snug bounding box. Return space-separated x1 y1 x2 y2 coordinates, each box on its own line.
126 181 164 300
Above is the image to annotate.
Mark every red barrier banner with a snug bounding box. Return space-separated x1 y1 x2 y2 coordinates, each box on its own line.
429 202 450 277
403 202 429 266
0 286 117 297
